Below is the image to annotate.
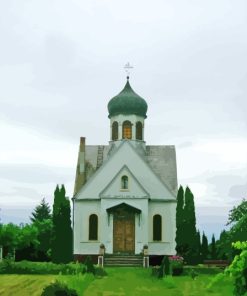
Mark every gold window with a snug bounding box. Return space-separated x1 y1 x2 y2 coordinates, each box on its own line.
122 121 132 139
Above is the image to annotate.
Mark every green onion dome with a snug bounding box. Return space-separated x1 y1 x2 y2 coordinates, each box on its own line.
108 77 148 118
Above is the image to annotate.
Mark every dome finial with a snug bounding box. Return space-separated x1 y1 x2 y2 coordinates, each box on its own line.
127 76 129 80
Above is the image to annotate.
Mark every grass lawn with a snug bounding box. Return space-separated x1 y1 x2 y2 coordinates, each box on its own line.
0 268 234 296
83 267 234 296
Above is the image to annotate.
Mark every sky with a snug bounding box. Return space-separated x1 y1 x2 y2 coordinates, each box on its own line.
0 0 246 240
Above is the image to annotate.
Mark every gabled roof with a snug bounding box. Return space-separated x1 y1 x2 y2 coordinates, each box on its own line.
99 165 150 199
75 140 176 200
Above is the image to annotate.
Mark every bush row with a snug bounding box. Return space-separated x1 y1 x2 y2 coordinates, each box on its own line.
0 260 86 275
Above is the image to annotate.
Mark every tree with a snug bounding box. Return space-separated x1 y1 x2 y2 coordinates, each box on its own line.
228 199 247 243
30 198 51 223
51 185 73 263
210 234 217 259
195 229 202 263
183 186 197 264
227 198 247 226
201 232 209 261
175 186 185 255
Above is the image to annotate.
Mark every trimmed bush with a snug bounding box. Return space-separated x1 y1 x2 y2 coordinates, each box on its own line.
41 280 78 296
0 260 85 275
94 266 107 277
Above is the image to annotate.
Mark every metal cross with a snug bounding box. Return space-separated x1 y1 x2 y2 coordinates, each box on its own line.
124 62 134 77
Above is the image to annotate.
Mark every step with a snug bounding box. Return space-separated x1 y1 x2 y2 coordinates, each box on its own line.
104 255 143 267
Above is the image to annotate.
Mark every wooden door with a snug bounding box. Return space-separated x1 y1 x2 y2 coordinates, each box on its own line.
113 215 135 253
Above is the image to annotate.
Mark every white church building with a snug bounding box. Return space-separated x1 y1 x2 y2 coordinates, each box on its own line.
73 77 178 263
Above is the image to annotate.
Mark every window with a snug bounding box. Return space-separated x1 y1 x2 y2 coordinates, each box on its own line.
112 121 118 140
89 214 98 240
153 214 162 241
136 121 143 140
121 175 128 190
122 121 132 139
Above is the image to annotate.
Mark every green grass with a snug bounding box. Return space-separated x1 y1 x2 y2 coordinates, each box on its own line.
0 267 234 296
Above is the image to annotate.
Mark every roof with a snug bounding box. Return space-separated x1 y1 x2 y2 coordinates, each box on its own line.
107 77 148 118
74 141 178 198
75 140 176 200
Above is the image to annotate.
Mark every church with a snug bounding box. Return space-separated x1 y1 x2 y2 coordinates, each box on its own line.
73 77 178 263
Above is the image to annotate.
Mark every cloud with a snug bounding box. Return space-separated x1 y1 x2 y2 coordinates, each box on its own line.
229 182 247 199
0 164 74 184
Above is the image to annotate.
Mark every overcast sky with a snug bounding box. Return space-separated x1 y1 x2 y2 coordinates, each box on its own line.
0 0 246 240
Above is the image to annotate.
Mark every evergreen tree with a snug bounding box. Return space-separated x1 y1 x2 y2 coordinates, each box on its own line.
30 198 51 223
201 232 209 261
210 234 217 259
183 186 197 264
195 229 202 263
175 186 185 255
51 185 73 263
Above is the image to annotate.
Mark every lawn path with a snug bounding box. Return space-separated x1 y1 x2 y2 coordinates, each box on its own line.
83 268 234 296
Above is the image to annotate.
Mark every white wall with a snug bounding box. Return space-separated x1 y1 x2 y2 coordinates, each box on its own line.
74 198 149 255
73 200 101 254
148 201 176 255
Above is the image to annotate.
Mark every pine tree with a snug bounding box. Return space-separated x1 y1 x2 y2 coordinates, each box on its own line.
201 232 209 261
51 185 73 263
175 186 185 255
30 198 51 223
210 234 217 259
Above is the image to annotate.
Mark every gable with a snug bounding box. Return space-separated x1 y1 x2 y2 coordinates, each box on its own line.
100 165 149 199
75 141 176 200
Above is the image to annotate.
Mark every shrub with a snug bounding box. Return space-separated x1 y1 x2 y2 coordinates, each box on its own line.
169 255 184 276
94 266 107 277
0 260 85 275
151 265 160 277
84 256 95 274
41 280 78 296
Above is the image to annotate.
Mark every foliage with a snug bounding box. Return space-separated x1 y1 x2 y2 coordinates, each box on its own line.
34 219 53 261
225 241 247 296
0 223 20 254
175 185 185 254
169 255 184 275
0 260 85 275
216 199 247 263
30 198 51 223
51 185 73 264
163 255 170 276
201 232 209 260
183 265 222 275
94 266 107 277
41 280 78 296
175 185 199 264
0 223 40 259
210 234 217 259
206 273 227 291
189 268 199 280
84 256 95 274
227 198 247 226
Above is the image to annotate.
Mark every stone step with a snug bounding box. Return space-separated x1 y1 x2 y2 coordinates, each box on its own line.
104 255 143 267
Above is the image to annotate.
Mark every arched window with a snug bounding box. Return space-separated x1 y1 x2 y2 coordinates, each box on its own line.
153 214 162 241
89 214 98 240
112 121 118 140
136 122 143 140
121 175 128 189
122 121 132 139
